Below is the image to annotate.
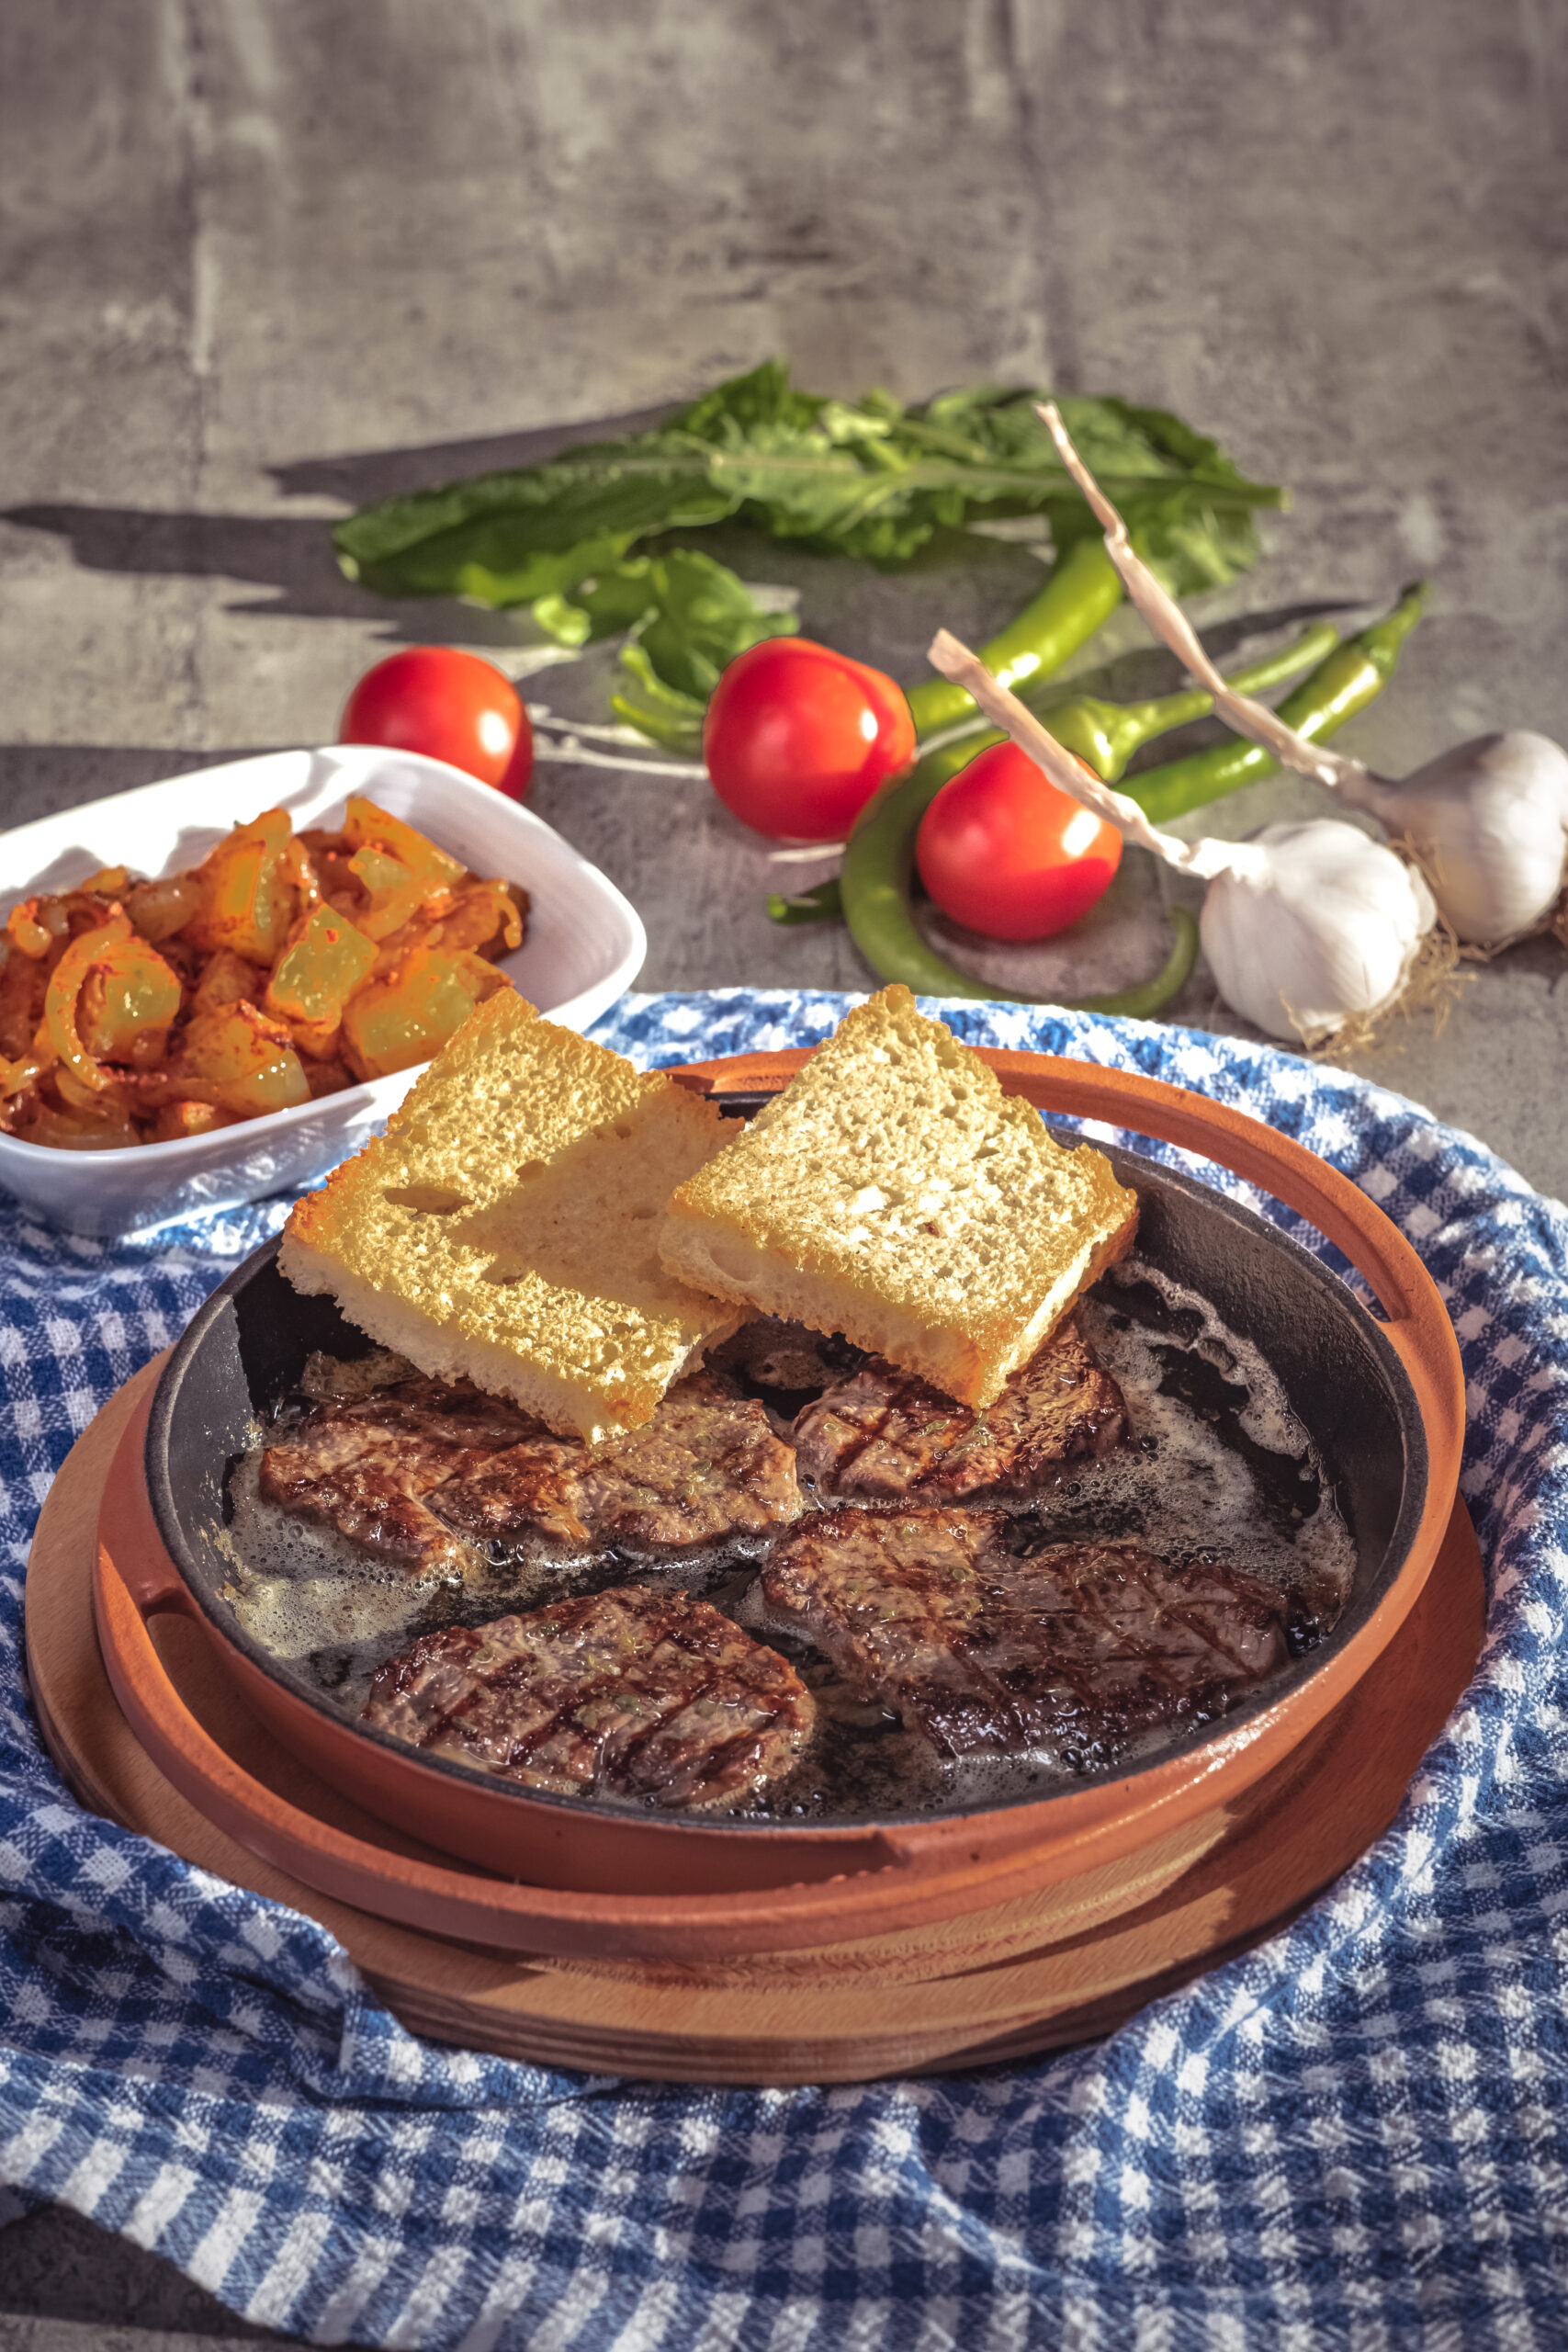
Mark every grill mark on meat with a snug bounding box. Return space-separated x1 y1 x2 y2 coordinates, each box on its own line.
430 1369 801 1554
258 1379 537 1567
258 1419 457 1566
362 1585 814 1807
761 1509 1291 1758
794 1316 1127 1505
1021 1552 1280 1699
805 1393 902 1491
261 1364 801 1566
428 1428 592 1548
255 1328 1320 1807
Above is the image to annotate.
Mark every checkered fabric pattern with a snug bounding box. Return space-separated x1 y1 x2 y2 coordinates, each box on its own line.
0 989 1564 2350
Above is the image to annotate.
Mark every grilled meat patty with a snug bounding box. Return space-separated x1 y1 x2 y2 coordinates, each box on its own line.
761 1508 1291 1758
793 1315 1126 1505
432 1369 800 1552
261 1363 800 1566
362 1584 814 1807
258 1378 537 1566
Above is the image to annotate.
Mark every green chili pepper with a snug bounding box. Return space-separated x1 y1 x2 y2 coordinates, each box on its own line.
835 728 1195 1011
1124 583 1428 825
836 624 1341 940
1032 616 1339 785
903 538 1124 741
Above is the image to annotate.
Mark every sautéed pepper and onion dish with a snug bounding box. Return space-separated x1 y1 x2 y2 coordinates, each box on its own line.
0 797 528 1153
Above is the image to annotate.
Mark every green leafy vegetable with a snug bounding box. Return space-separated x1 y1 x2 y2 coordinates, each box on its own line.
535 548 799 756
604 642 706 755
334 362 1285 757
531 561 665 649
624 549 795 701
333 361 1284 607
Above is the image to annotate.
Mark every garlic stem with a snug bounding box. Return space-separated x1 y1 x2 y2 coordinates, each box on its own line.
1033 402 1568 947
1033 401 1377 797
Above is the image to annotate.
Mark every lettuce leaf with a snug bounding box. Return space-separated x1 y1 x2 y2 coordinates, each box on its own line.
333 361 1283 607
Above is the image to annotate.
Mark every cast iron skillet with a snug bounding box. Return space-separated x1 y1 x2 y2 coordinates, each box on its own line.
145 1093 1429 1863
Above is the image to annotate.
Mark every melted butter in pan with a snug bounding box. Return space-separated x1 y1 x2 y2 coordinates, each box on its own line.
220 1255 1358 1819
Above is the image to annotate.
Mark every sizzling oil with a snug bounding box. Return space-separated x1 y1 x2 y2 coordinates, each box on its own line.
220 1253 1359 1821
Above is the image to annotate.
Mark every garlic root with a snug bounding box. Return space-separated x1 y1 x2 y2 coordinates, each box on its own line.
1199 820 1438 1047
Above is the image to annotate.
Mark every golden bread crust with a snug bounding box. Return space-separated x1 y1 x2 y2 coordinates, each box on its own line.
281 992 741 1441
658 986 1138 1408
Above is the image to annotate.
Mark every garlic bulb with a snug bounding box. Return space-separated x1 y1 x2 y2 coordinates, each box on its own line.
1200 820 1437 1042
923 630 1438 1046
1034 401 1568 947
1336 731 1568 943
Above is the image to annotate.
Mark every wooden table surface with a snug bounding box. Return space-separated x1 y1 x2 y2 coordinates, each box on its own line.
1 1 1564 2341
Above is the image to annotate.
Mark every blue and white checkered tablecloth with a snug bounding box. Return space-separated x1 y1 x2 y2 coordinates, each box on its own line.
1 989 1565 2349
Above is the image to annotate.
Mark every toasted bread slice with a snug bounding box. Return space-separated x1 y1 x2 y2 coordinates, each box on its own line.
658 986 1137 1408
279 992 743 1442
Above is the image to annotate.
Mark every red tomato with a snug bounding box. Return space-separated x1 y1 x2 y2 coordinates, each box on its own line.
915 740 1122 941
703 639 916 842
339 648 533 799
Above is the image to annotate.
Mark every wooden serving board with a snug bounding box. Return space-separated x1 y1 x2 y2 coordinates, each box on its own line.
22 1368 1486 2085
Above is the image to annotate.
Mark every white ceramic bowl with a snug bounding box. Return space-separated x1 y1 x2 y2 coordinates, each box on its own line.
0 745 647 1236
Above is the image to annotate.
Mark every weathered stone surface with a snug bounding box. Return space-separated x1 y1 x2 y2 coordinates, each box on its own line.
6 1 1565 1192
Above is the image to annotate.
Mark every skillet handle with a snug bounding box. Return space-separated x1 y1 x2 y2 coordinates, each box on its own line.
675 1045 1468 1517
99 1381 200 1619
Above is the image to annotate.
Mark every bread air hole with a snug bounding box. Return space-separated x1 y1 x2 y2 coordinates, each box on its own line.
703 1236 764 1290
382 1185 468 1215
